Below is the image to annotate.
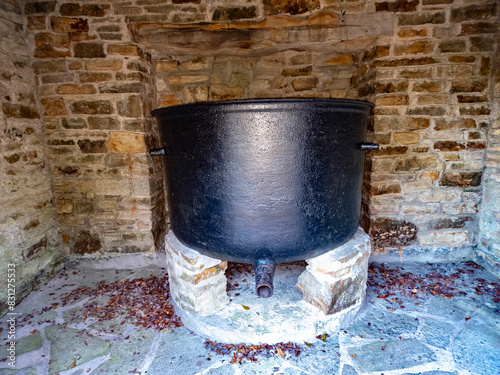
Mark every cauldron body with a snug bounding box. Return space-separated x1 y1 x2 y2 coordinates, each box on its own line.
152 99 373 280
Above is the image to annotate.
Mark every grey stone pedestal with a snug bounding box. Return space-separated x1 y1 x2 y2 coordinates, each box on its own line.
165 228 371 344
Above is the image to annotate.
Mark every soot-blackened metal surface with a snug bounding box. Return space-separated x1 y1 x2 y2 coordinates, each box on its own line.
152 99 374 265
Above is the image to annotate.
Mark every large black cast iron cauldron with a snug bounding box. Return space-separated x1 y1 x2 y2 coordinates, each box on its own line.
151 99 376 298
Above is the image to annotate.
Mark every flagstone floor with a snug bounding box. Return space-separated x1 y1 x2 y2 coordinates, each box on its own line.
1 260 499 375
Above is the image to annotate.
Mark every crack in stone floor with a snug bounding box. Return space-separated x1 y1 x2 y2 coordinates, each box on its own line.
0 261 498 375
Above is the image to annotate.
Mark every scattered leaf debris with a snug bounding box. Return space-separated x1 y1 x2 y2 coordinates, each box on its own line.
204 340 303 363
59 276 183 331
368 262 500 305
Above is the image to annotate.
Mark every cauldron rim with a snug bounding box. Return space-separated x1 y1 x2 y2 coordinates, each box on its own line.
151 98 374 117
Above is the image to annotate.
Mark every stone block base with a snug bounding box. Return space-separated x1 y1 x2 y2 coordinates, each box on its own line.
165 228 370 343
296 228 371 315
165 232 228 316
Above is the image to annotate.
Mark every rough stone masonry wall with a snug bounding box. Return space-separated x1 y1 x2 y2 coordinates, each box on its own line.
477 19 500 276
356 0 499 263
0 0 62 316
12 0 500 274
26 0 167 255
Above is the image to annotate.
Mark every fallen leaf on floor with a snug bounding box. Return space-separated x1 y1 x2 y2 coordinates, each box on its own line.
276 347 285 358
67 359 77 370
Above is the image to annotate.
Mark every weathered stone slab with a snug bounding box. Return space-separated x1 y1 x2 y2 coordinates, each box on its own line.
165 232 228 316
297 228 371 315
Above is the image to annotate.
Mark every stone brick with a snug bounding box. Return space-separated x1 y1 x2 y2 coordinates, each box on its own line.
448 55 476 63
291 77 318 91
79 72 112 82
264 0 319 15
56 198 73 214
107 44 139 56
376 0 418 13
165 232 228 316
27 16 46 31
168 75 208 85
417 93 450 105
459 106 490 116
68 61 83 70
434 141 465 152
451 4 497 23
212 6 257 21
406 107 446 116
99 83 142 94
375 57 437 67
435 118 476 131
440 171 482 187
419 231 468 246
470 36 495 52
374 81 409 94
394 41 434 56
59 3 110 17
375 146 408 156
74 43 106 58
33 60 67 74
324 55 353 65
438 40 466 53
71 100 113 115
40 73 74 84
118 95 143 118
398 12 445 26
457 95 488 103
161 95 182 107
88 116 119 130
419 171 439 180
209 84 244 101
77 139 107 154
397 28 427 38
479 57 491 76
41 97 67 116
281 66 312 77
25 1 56 15
422 0 453 5
34 44 71 59
2 103 39 119
85 60 122 71
394 132 419 144
297 228 370 314
412 81 442 93
395 155 441 171
371 183 401 195
35 32 69 48
108 132 146 154
450 79 487 93
459 22 497 36
398 68 433 79
50 17 89 33
156 61 178 72
419 190 461 203
375 94 409 106
61 117 86 129
437 65 473 79
56 84 96 95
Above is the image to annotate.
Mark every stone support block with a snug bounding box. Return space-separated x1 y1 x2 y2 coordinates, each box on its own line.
297 228 371 315
165 232 228 316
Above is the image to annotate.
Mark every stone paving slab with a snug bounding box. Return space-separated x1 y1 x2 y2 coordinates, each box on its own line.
0 261 499 375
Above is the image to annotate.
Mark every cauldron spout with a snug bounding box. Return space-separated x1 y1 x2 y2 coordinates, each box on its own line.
254 258 276 298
